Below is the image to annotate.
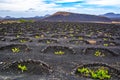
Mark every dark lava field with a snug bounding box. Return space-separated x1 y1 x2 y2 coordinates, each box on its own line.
0 22 120 80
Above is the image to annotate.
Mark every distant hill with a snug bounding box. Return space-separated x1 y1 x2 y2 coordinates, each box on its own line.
102 12 120 21
42 11 111 22
4 16 14 19
0 16 3 19
102 12 120 18
0 15 49 21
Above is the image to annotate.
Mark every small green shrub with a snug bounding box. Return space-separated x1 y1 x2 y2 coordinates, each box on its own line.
11 47 20 53
69 34 74 37
91 67 111 79
103 38 108 41
94 50 105 57
35 35 40 39
20 40 27 43
103 44 109 47
19 19 27 23
77 68 90 76
77 67 111 79
78 37 83 40
16 35 20 38
46 41 50 44
18 64 27 72
54 50 65 55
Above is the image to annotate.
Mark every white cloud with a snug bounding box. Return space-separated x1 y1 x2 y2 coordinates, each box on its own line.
0 0 119 17
85 0 120 6
54 0 83 3
0 0 57 11
0 0 119 12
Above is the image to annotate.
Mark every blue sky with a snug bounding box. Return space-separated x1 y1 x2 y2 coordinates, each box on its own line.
0 0 120 17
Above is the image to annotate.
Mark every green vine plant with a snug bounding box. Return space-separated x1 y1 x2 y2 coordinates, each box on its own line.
35 35 40 39
103 38 108 41
54 50 65 55
20 40 27 43
91 67 111 79
78 37 83 40
46 40 51 44
16 35 20 38
69 34 74 37
77 67 90 77
18 64 27 72
11 47 20 53
94 50 105 57
103 44 109 47
77 67 111 79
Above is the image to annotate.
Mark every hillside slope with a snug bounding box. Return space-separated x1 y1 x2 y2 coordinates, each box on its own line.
43 11 111 22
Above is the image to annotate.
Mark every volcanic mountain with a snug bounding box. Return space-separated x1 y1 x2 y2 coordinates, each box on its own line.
42 11 111 22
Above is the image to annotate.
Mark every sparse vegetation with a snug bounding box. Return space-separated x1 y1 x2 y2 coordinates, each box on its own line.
54 50 65 55
20 40 27 43
77 67 90 76
35 35 40 39
77 67 111 79
0 21 119 79
16 35 20 38
11 47 20 53
19 19 27 23
103 44 109 47
18 19 34 23
46 40 50 44
18 64 27 72
94 50 105 57
103 38 108 41
78 37 83 40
